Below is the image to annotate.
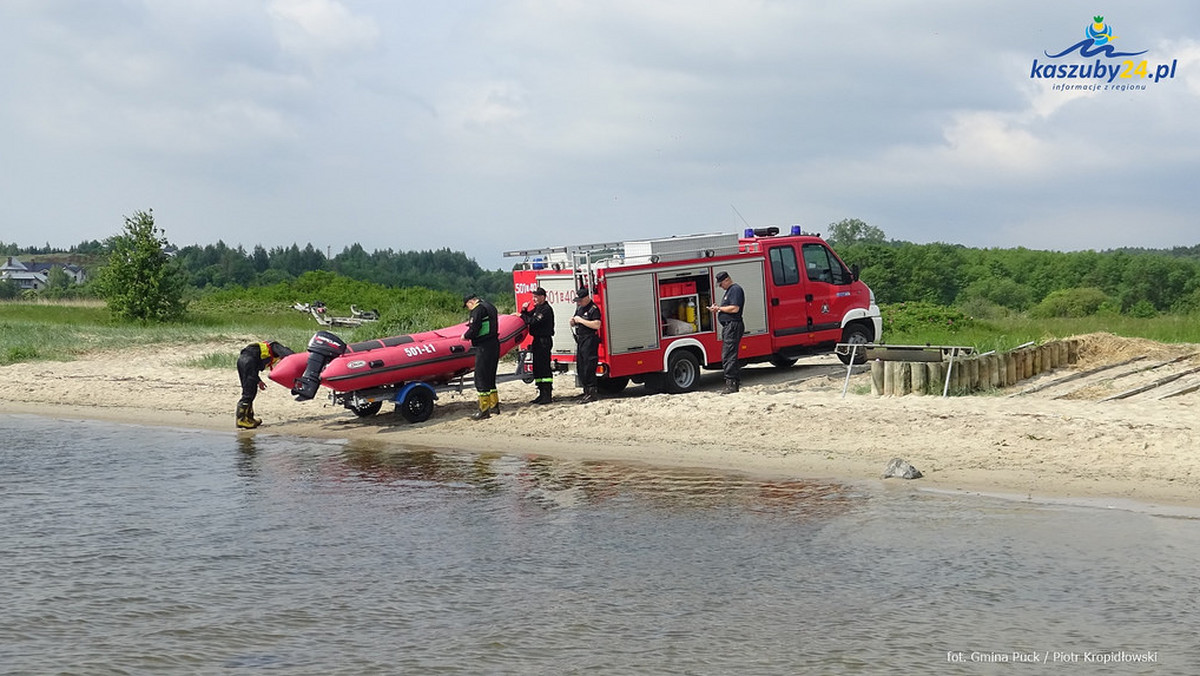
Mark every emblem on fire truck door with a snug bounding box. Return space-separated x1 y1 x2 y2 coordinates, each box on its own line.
821 303 830 314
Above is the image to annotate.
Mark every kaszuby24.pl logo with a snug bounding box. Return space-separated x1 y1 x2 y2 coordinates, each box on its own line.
1031 15 1178 87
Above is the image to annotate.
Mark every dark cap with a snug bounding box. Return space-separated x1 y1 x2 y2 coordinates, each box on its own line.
532 287 547 296
462 292 479 307
715 271 730 283
575 287 590 300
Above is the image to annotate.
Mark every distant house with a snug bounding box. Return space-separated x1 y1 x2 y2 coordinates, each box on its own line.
0 256 87 291
26 261 88 285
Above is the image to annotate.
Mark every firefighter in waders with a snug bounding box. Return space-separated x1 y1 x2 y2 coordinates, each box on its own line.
521 286 555 404
463 293 501 420
236 340 294 429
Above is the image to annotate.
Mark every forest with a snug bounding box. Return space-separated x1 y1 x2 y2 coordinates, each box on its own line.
6 217 1200 321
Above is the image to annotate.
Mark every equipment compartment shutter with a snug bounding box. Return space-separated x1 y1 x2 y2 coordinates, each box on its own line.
716 260 766 336
538 274 579 358
603 272 659 355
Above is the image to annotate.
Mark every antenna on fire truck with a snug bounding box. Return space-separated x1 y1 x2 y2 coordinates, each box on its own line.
731 205 752 230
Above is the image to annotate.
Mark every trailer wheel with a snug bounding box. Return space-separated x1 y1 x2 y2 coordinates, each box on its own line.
665 350 700 394
348 400 383 417
398 387 436 423
837 322 872 365
597 376 629 395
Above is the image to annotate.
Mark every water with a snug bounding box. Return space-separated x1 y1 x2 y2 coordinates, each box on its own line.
2 414 1198 675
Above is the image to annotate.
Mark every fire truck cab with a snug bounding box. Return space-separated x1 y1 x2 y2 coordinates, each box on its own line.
507 227 881 394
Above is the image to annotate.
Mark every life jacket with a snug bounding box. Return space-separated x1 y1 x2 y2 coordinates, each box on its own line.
258 341 279 369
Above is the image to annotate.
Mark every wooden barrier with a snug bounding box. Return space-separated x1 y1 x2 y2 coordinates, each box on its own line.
866 339 1081 397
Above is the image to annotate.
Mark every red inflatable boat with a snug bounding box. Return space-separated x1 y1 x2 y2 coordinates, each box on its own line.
269 314 528 422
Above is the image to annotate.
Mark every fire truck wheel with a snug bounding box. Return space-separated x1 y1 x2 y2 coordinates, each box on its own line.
597 376 629 395
838 322 872 365
769 355 798 369
664 350 700 394
348 400 383 417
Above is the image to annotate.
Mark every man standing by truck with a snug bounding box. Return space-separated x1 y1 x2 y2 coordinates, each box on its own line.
569 287 602 403
710 271 744 394
521 286 555 404
463 292 501 419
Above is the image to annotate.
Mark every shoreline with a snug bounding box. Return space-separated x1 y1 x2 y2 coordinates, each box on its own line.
3 335 1200 512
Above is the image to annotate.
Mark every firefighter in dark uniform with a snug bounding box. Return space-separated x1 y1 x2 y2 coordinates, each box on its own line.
569 286 602 403
462 292 501 419
709 270 745 394
236 340 294 428
521 286 555 404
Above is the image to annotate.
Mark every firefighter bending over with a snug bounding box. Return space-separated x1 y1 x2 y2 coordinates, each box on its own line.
237 340 294 429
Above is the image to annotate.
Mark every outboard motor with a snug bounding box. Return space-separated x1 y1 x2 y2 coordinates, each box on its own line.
292 330 348 401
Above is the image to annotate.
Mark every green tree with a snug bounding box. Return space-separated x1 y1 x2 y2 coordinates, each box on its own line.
1029 287 1113 318
826 218 887 247
95 210 188 322
46 266 72 291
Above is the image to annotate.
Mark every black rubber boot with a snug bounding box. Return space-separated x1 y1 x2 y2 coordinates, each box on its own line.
579 386 598 404
532 383 552 405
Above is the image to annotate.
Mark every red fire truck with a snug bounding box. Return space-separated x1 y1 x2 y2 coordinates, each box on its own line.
506 227 881 394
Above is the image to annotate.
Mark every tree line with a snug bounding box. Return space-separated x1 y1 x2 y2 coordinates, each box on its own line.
7 215 1200 322
827 219 1200 318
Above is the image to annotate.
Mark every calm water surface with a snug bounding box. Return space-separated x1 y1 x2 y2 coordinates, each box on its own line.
2 414 1198 675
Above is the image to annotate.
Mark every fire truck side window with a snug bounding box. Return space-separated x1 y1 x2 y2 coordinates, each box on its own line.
768 246 800 286
802 243 853 285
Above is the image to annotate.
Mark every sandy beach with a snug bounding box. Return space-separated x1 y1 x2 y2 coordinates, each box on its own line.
3 332 1199 509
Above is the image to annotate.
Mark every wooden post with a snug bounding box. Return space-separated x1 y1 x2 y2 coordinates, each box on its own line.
950 356 965 394
886 362 897 395
911 359 927 395
871 360 884 396
897 362 912 396
928 362 945 395
967 357 980 392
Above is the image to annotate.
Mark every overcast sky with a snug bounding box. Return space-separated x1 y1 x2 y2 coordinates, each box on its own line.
3 1 1198 269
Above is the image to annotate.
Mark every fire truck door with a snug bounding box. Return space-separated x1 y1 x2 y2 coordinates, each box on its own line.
765 245 812 347
800 242 856 342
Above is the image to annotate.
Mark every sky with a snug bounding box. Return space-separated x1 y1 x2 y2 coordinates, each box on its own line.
2 1 1199 270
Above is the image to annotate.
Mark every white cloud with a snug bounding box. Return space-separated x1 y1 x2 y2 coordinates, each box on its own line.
268 0 380 59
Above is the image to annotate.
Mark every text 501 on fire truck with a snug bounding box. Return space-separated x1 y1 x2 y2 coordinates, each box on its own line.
507 227 882 395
